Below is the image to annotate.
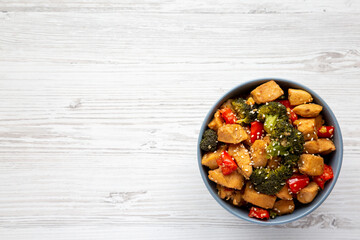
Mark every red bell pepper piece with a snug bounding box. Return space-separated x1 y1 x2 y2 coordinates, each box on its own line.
216 151 238 175
220 108 237 124
250 121 264 143
286 174 310 194
317 126 335 138
289 110 298 123
277 100 292 109
313 164 334 189
248 207 270 220
277 100 298 123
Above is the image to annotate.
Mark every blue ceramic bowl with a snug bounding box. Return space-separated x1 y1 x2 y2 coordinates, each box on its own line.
197 78 343 225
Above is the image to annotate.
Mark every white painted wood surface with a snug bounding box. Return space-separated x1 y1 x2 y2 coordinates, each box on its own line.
0 0 359 239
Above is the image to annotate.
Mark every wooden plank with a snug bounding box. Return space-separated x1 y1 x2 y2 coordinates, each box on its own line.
0 0 359 13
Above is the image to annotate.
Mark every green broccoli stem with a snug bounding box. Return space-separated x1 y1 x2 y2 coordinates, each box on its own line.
264 115 278 133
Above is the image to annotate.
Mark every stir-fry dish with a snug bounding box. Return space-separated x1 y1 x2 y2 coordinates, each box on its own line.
200 80 336 220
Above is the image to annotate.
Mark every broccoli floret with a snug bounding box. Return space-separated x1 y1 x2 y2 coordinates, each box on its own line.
259 109 304 157
266 141 290 157
271 120 293 139
257 102 288 133
267 126 304 157
283 154 300 167
287 129 305 155
270 210 278 219
231 98 256 124
200 129 218 152
250 164 293 195
249 154 300 195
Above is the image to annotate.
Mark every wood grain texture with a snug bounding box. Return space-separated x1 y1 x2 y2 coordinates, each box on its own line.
0 0 359 239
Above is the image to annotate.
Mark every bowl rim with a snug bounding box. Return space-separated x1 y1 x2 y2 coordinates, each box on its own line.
197 78 343 225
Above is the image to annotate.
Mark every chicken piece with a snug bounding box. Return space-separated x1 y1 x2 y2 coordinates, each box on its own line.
275 185 293 200
298 154 324 176
267 156 281 170
217 184 234 200
315 115 324 131
288 89 313 106
294 118 318 141
228 144 252 179
217 124 248 144
231 191 245 206
201 145 227 169
297 182 319 204
208 110 224 131
292 104 323 118
208 168 244 190
250 80 284 104
217 184 245 206
242 182 276 209
304 139 336 155
273 200 295 216
250 139 268 168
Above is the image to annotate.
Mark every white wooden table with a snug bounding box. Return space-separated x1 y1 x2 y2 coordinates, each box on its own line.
0 1 359 239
